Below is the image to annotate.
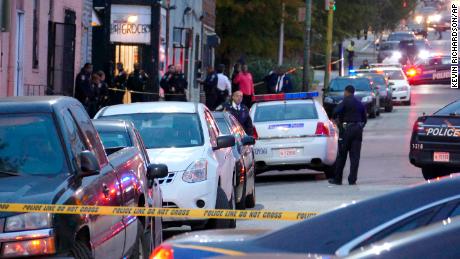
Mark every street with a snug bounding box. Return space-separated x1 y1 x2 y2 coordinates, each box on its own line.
237 83 458 230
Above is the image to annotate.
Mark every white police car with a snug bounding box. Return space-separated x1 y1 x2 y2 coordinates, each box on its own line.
249 92 338 177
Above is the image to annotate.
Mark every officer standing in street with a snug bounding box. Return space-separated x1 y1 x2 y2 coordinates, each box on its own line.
223 91 254 136
329 85 367 185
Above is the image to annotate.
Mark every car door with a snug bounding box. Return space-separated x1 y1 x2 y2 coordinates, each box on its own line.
204 110 234 201
229 115 253 175
68 106 125 259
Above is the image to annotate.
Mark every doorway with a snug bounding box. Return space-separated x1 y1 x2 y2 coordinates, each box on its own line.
115 44 140 75
14 11 24 96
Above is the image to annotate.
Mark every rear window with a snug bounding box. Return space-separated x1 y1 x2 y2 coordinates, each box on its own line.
98 131 132 149
216 118 231 135
380 43 398 51
370 70 405 80
416 57 451 66
387 33 415 41
329 78 372 92
254 103 318 122
435 101 460 116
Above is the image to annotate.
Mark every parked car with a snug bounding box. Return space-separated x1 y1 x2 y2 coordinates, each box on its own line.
323 76 381 118
377 41 400 63
356 73 393 112
95 102 237 229
151 175 460 258
0 96 168 258
405 55 453 85
92 119 164 247
386 31 416 42
213 111 256 209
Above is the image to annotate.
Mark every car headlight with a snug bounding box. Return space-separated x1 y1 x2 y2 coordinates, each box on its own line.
324 97 334 103
392 51 402 60
415 15 423 24
361 96 373 103
5 213 52 232
418 50 429 59
182 159 207 183
428 14 442 23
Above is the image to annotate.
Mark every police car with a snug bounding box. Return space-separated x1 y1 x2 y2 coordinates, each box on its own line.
405 55 453 85
249 92 338 177
409 100 460 180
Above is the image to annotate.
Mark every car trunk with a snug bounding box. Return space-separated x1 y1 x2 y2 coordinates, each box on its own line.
418 116 460 144
254 120 319 140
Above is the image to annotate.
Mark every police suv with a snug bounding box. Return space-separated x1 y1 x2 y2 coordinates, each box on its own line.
410 100 460 180
249 92 338 177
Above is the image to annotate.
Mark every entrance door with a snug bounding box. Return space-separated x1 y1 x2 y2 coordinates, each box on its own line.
115 44 140 74
14 12 24 96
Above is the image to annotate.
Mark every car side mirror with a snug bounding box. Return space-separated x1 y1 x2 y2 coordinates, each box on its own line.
147 164 169 180
242 136 256 146
79 151 100 178
214 135 235 150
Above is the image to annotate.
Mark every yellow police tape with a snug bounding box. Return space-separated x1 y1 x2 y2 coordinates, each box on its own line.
0 203 318 221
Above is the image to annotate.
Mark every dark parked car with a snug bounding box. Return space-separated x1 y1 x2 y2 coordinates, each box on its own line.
92 119 165 247
410 100 460 179
386 31 416 42
377 41 400 63
323 76 380 118
213 112 256 209
0 96 168 258
356 73 393 112
151 175 460 258
348 216 460 259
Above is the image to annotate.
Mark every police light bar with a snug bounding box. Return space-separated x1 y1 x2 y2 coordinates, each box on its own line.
253 92 319 102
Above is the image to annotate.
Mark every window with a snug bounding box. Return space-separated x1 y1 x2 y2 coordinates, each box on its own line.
329 78 372 92
62 109 88 169
98 131 131 149
102 113 204 149
435 100 460 115
32 0 39 69
254 103 318 123
0 114 68 175
216 118 231 135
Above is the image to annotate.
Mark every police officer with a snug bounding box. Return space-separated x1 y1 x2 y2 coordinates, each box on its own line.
223 91 254 136
127 63 149 103
329 85 367 185
111 63 128 105
74 63 93 110
200 66 218 110
359 60 370 69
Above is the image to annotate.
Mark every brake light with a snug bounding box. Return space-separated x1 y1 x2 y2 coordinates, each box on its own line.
315 122 330 136
150 244 174 259
406 68 417 78
412 119 425 134
253 126 259 140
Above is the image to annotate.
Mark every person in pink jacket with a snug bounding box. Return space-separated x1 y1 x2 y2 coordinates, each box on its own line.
233 64 255 108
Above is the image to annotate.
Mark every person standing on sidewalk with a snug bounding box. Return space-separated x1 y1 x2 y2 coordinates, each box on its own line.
231 63 242 93
111 63 128 105
233 64 255 108
329 85 367 185
199 66 219 110
346 41 355 71
216 64 232 107
74 63 93 109
127 63 149 103
160 65 175 101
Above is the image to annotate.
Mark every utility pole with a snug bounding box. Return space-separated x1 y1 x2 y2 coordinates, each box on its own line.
323 0 334 91
278 1 285 66
303 0 312 91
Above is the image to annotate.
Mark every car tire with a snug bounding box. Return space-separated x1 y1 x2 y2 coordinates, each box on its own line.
385 103 393 112
376 108 381 116
206 186 234 229
70 240 93 259
422 167 452 180
245 185 256 208
404 99 411 106
130 221 149 259
369 108 377 118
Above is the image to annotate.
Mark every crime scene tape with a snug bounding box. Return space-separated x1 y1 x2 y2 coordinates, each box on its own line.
108 88 187 96
0 203 318 221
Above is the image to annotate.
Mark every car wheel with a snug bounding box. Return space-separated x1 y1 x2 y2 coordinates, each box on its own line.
70 240 93 259
421 167 452 180
130 222 149 259
404 99 412 106
385 103 393 112
369 108 376 118
206 186 234 229
376 108 381 116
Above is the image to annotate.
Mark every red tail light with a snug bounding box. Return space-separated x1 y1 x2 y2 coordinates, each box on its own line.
406 68 417 78
412 119 424 134
253 126 259 140
315 122 330 136
150 244 174 259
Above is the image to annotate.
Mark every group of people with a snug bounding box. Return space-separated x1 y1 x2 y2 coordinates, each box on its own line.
160 64 188 102
74 62 149 117
264 66 294 94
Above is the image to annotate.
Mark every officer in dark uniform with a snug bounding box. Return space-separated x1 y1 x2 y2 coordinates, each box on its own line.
223 90 254 136
74 63 93 109
112 63 128 105
127 63 149 103
200 66 218 110
329 85 367 185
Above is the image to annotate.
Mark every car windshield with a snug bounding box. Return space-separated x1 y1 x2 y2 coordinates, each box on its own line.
435 101 460 116
371 70 405 80
102 113 204 148
329 78 371 92
216 118 231 135
380 43 399 51
254 103 318 122
97 130 132 149
0 114 68 176
387 33 415 41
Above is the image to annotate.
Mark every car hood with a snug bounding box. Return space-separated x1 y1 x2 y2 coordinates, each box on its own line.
147 147 206 172
0 174 68 217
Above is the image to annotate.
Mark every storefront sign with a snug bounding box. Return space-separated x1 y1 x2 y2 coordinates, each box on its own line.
110 5 151 44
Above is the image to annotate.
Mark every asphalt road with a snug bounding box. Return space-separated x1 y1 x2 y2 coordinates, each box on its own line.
235 83 459 231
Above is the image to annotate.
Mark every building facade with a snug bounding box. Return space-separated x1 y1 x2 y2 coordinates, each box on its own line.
0 0 92 97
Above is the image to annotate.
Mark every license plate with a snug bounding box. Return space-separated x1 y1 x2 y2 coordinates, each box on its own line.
279 148 297 157
434 152 449 162
254 148 268 155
